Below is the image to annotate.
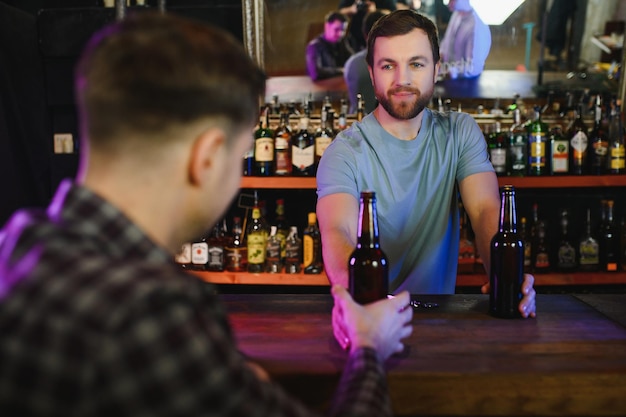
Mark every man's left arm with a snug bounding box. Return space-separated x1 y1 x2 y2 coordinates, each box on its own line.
458 172 536 318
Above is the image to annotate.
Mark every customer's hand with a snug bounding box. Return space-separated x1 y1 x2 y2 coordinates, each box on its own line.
331 286 413 361
481 273 536 318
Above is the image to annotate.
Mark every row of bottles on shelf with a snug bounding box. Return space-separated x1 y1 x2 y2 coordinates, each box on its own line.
174 196 324 275
459 198 626 275
244 94 364 177
485 96 625 177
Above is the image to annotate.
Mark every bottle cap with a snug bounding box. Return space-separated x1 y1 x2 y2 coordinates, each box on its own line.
308 212 317 224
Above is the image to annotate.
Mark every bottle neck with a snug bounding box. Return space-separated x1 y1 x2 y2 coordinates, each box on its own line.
357 196 380 248
498 188 518 233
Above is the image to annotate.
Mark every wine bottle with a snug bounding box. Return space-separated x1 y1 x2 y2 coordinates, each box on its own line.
273 198 289 260
527 106 548 176
349 191 389 304
303 212 323 274
206 222 225 272
489 185 524 319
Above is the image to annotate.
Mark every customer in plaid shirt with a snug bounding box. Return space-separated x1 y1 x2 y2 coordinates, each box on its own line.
0 12 413 417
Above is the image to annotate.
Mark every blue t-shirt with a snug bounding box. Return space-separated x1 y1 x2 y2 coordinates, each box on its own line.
317 109 493 294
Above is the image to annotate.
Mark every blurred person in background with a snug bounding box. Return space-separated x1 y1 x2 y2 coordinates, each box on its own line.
306 11 354 81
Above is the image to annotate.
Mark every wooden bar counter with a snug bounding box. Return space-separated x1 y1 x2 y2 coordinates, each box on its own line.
221 293 626 416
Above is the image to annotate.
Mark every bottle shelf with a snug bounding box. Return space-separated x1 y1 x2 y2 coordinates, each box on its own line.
191 270 626 287
241 175 626 190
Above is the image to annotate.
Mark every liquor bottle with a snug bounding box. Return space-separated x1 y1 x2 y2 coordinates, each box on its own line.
292 113 316 176
273 198 289 260
578 208 600 272
243 147 254 176
489 185 524 319
507 107 527 176
356 93 365 121
520 217 532 273
174 242 192 269
190 232 209 271
530 203 550 273
600 199 619 272
568 105 589 175
549 126 569 175
488 122 507 176
303 212 323 274
225 216 247 272
457 204 475 274
253 107 274 176
338 98 348 131
265 226 283 273
588 95 609 175
349 191 389 304
314 107 334 167
555 209 577 271
284 226 302 274
527 106 548 176
274 111 292 176
206 222 226 272
607 99 625 174
247 200 269 272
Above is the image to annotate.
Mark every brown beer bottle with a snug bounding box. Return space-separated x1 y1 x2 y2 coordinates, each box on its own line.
349 191 389 304
489 185 524 318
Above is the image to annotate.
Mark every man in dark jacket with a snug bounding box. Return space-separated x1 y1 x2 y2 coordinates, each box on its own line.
306 11 354 81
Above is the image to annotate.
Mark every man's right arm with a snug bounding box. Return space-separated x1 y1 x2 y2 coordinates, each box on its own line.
316 193 359 288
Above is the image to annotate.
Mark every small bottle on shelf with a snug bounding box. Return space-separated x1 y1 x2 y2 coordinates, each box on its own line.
507 107 527 176
549 126 569 175
314 107 334 167
225 216 247 272
303 212 323 274
265 226 283 273
292 111 316 176
567 104 589 175
488 121 507 176
247 198 269 273
284 226 302 274
253 106 275 176
578 208 600 272
527 106 549 176
607 99 625 174
274 111 293 176
555 209 577 271
190 232 210 271
588 95 609 175
206 222 226 272
174 242 192 270
600 199 619 272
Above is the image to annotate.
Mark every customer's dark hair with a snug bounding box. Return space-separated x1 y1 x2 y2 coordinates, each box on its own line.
366 9 440 68
325 11 347 24
75 12 266 149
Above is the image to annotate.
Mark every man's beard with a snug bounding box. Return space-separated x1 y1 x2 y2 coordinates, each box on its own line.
376 86 432 120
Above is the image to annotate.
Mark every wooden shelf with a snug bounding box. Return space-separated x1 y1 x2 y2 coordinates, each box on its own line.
191 270 626 287
240 175 626 190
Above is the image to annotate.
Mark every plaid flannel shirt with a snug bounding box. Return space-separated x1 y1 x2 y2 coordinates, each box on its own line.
0 180 391 417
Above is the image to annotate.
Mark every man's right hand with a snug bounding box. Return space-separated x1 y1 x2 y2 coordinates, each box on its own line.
331 285 413 361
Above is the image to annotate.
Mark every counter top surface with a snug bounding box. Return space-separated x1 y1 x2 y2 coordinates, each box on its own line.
221 293 626 416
